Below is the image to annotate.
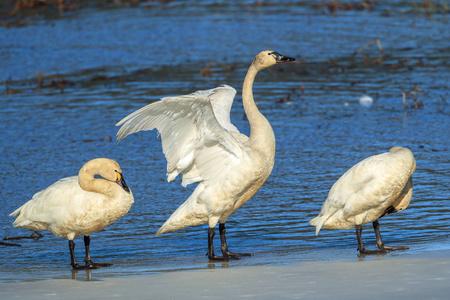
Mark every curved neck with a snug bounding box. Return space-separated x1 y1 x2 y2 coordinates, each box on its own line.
78 168 117 198
242 64 275 149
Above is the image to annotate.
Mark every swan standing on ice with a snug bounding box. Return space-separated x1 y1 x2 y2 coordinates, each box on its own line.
310 147 416 255
116 50 295 260
10 158 133 269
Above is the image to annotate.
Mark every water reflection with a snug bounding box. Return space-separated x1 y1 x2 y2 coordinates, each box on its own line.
71 269 93 281
207 261 230 270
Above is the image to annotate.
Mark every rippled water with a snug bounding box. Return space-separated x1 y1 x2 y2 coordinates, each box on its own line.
0 1 449 282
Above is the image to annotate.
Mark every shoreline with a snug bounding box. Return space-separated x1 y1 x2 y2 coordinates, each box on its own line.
1 248 450 299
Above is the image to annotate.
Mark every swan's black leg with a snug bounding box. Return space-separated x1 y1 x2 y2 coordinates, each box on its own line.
84 235 92 266
355 225 385 255
373 220 409 251
83 236 95 269
69 240 83 269
355 225 364 253
208 227 228 261
83 235 112 268
219 223 251 259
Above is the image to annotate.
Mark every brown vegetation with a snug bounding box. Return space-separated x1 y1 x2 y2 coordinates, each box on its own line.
322 0 376 14
402 85 424 110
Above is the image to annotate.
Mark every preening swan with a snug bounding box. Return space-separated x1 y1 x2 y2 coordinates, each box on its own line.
10 158 133 269
310 147 416 255
116 50 295 260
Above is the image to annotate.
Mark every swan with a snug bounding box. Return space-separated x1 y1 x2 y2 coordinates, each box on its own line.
116 50 295 260
10 158 133 269
310 147 416 255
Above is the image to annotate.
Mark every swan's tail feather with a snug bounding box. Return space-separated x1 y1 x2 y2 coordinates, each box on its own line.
309 215 326 236
156 205 206 236
9 204 28 227
9 206 23 218
156 186 207 236
10 202 40 229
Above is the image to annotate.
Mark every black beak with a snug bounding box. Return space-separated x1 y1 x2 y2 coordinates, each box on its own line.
272 51 296 63
118 174 130 193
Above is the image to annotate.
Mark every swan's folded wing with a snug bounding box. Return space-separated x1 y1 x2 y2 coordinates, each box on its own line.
116 86 244 186
333 153 406 218
10 177 79 228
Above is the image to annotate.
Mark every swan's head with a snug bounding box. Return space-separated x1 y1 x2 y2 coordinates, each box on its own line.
80 158 130 193
253 50 295 70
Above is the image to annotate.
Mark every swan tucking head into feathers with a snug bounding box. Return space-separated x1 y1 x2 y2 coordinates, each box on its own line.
79 158 130 193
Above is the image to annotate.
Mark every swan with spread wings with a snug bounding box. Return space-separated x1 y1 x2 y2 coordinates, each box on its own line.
116 50 294 261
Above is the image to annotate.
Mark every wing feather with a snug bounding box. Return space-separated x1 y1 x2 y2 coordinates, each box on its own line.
116 85 245 186
324 151 414 218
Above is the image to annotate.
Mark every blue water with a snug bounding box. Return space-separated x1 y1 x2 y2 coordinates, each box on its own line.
0 1 449 282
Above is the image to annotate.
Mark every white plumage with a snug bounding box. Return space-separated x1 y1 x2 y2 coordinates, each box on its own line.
117 85 244 189
310 147 416 254
10 158 134 268
117 85 261 234
116 50 295 260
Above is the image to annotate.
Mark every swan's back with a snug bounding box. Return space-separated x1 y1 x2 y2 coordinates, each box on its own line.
11 177 81 230
311 147 415 234
329 147 414 207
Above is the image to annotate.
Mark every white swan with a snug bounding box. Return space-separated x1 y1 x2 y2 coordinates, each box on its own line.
310 147 416 254
116 50 295 260
10 158 134 269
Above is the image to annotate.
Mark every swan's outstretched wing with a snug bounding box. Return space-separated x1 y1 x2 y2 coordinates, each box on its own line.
206 85 239 133
116 85 245 186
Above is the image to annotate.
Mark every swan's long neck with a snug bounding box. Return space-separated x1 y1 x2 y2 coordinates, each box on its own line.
243 64 275 153
78 168 117 198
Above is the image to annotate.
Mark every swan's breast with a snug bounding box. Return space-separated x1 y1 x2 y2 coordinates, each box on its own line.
230 149 274 210
65 189 134 236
